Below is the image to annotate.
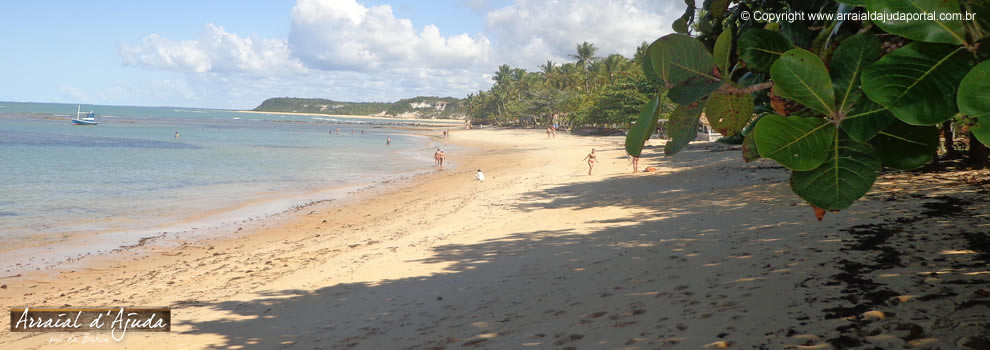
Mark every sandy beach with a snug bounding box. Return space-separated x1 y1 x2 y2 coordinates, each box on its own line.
2 128 989 349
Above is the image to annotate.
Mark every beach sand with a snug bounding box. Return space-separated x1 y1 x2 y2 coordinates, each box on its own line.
2 129 988 349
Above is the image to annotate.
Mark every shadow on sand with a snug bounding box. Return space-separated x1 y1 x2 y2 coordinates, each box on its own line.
175 146 990 349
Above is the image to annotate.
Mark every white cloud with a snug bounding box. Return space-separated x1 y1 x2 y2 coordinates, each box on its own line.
485 0 684 68
120 34 211 73
288 0 491 71
120 24 305 75
115 0 681 108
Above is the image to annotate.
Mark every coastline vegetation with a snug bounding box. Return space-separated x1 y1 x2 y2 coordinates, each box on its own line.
253 96 467 119
463 41 673 130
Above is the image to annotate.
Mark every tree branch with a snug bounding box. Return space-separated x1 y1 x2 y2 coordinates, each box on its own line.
718 81 773 95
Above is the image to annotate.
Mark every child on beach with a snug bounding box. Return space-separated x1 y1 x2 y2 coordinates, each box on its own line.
476 169 485 182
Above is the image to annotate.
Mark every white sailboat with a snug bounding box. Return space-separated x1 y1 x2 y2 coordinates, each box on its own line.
72 105 98 125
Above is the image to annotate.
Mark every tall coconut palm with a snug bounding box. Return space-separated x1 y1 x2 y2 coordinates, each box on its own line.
569 42 600 92
600 54 629 84
558 62 580 91
493 64 513 87
539 60 556 75
539 60 556 85
569 41 600 69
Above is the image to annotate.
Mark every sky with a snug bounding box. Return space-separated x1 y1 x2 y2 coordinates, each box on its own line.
0 0 685 109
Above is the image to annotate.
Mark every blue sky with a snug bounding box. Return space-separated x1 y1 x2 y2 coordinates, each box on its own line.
0 0 680 109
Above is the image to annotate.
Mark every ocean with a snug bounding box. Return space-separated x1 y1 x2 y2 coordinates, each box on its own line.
0 101 460 273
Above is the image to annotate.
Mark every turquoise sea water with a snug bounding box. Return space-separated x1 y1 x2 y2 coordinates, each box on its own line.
0 101 459 271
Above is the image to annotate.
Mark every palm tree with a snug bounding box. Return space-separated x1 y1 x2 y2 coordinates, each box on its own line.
569 42 600 92
539 60 556 75
493 64 513 87
569 41 600 69
539 60 556 85
634 41 650 65
491 64 519 125
600 54 629 84
558 63 580 91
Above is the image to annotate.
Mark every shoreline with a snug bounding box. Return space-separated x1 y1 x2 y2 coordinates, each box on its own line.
2 129 988 348
0 128 454 277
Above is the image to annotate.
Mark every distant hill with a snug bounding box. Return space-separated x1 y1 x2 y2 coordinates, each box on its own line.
253 96 467 119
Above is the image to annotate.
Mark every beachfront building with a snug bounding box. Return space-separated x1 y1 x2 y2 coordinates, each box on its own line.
696 113 722 142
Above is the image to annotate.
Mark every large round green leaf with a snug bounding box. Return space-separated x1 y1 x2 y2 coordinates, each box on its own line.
867 0 967 45
625 96 661 157
738 29 792 72
649 34 717 88
667 77 722 105
791 133 881 211
868 120 937 170
958 61 990 119
959 61 990 145
714 29 733 77
830 33 881 111
840 95 895 143
862 42 972 125
770 49 837 117
972 120 990 146
641 45 660 84
754 114 835 171
706 89 755 137
970 1 990 42
664 102 704 156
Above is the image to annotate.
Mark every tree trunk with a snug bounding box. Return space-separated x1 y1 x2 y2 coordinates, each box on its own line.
942 122 957 158
968 132 988 169
491 105 503 126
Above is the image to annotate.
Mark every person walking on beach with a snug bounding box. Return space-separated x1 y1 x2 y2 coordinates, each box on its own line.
476 169 485 182
387 137 391 146
632 156 639 173
438 149 446 169
434 148 442 168
583 149 597 175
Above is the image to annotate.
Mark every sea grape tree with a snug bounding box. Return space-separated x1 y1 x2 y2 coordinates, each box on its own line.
626 0 990 218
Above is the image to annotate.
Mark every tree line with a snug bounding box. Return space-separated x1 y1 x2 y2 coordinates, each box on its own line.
464 42 674 130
